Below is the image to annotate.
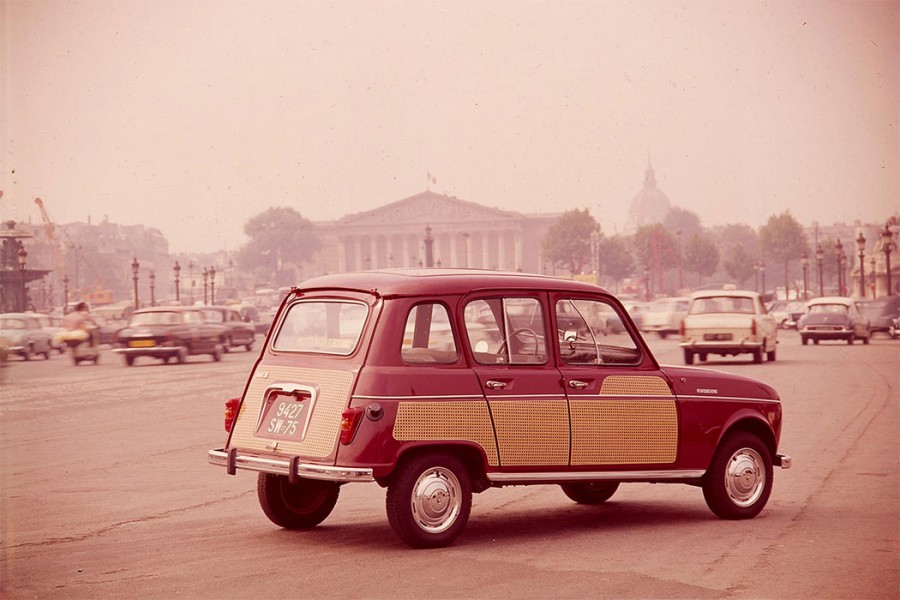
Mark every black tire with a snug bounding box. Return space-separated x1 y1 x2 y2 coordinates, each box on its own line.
684 350 694 365
702 432 773 520
73 355 81 366
699 353 707 362
658 331 668 339
176 347 188 364
766 347 776 362
43 349 51 359
246 341 254 352
801 336 808 346
752 348 762 364
223 337 232 353
847 335 854 345
862 333 870 345
257 473 340 529
386 452 472 548
813 338 819 345
125 355 135 366
561 481 619 504
22 346 32 361
212 344 223 362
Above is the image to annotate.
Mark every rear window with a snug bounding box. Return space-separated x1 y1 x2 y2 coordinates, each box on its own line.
273 300 368 354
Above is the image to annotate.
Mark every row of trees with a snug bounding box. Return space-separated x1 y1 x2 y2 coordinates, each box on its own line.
541 207 833 297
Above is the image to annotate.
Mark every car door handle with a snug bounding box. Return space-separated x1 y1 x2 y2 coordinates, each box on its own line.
485 380 507 390
568 380 589 389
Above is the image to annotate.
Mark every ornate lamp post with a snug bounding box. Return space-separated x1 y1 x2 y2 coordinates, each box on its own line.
17 246 27 312
883 224 894 296
644 267 651 301
209 266 217 305
835 239 844 295
149 270 156 306
131 257 140 308
800 251 809 300
189 260 195 305
815 244 824 297
173 261 181 303
202 268 209 305
760 261 766 299
870 258 877 299
590 230 600 279
63 274 70 313
424 225 434 268
855 233 866 299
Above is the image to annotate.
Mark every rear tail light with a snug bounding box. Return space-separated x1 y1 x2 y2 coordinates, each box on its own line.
340 407 364 445
224 398 241 432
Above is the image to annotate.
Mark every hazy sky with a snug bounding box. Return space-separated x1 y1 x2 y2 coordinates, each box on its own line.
2 0 897 253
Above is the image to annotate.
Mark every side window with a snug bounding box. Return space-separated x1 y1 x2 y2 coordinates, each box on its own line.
464 297 547 365
556 298 641 365
400 303 459 364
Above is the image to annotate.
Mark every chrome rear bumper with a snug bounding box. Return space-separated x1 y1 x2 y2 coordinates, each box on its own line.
775 453 792 469
208 448 375 483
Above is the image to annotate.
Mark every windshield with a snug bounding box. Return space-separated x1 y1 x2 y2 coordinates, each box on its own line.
129 311 183 326
0 318 26 330
273 300 368 355
690 296 756 315
808 304 849 315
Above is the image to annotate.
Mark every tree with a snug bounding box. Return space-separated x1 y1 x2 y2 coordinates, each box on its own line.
236 207 321 285
723 242 756 287
598 235 635 290
541 209 598 275
758 212 809 297
683 234 720 285
664 207 703 239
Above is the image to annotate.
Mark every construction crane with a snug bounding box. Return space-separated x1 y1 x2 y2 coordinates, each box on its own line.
35 197 69 279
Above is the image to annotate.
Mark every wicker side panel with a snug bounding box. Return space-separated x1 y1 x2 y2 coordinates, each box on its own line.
230 366 353 458
570 399 678 465
393 401 499 466
489 400 569 466
600 375 672 396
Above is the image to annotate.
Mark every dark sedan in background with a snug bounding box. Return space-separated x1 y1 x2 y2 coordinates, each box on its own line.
200 305 256 352
113 306 229 366
859 295 900 336
799 297 870 345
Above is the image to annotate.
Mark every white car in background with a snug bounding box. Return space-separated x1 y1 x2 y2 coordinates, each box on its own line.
641 297 689 339
679 288 777 364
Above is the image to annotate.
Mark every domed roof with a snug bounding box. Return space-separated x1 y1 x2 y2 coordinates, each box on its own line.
625 162 671 232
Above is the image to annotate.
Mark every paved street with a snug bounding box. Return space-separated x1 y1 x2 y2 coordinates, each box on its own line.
1 331 897 599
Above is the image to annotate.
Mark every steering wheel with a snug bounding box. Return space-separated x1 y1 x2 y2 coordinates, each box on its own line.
497 328 540 356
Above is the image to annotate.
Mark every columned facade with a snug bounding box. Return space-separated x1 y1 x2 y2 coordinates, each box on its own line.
311 191 557 275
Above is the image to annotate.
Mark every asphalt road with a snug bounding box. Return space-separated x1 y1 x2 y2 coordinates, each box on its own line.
1 331 897 599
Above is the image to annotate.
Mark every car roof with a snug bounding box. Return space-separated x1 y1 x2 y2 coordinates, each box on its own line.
690 289 758 299
295 269 609 298
807 296 853 306
133 306 201 313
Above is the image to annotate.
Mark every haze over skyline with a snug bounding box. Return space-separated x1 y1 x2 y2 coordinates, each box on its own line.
2 1 897 254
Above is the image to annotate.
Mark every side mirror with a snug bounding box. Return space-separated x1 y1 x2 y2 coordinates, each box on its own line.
564 330 577 343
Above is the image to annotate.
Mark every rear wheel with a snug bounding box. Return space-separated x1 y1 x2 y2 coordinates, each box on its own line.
125 355 135 366
801 336 808 345
766 347 776 361
257 473 340 529
561 481 619 504
211 344 224 361
847 334 854 345
703 432 773 519
386 452 472 548
684 350 694 365
176 347 188 364
752 348 762 363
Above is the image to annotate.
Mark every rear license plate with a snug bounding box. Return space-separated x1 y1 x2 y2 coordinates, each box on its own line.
704 333 733 341
129 339 156 348
255 393 311 442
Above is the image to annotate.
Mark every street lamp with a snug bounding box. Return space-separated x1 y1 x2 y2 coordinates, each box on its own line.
202 268 209 305
815 244 824 297
17 246 27 312
209 266 217 305
189 260 195 305
676 230 683 290
149 270 156 306
63 274 70 313
424 225 434 268
883 224 894 296
590 230 600 278
835 239 844 296
800 251 809 300
870 257 877 299
131 257 140 308
173 261 181 303
760 261 766 298
856 232 866 299
644 267 651 301
753 261 761 292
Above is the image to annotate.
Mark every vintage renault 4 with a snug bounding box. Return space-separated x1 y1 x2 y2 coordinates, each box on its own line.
209 269 791 548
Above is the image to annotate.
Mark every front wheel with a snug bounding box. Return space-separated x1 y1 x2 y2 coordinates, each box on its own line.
683 350 694 365
386 452 472 548
257 473 340 529
561 481 619 504
702 432 773 519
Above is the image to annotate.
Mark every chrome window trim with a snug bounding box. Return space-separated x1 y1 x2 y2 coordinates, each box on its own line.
487 469 706 483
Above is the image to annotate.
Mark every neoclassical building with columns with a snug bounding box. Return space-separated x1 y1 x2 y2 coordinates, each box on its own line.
310 191 560 275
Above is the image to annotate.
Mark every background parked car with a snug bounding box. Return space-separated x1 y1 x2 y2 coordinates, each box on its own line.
680 289 777 364
113 306 229 366
799 297 871 345
0 313 53 360
200 305 256 351
858 295 900 336
33 313 67 354
641 297 689 338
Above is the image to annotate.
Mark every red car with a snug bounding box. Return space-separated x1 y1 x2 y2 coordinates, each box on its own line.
209 270 791 548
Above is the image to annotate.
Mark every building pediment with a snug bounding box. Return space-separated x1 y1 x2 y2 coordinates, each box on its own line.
337 191 524 226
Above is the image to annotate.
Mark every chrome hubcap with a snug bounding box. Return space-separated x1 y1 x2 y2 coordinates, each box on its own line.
725 448 765 507
410 466 461 534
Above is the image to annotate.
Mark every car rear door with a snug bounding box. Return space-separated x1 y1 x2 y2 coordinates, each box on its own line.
462 294 570 471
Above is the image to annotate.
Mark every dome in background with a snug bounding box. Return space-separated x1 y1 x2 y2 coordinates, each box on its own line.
625 161 671 232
